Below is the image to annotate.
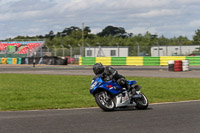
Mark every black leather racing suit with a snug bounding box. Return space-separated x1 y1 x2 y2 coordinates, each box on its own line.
93 66 130 90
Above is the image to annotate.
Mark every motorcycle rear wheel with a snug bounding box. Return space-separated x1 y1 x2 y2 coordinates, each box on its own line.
95 91 115 111
135 93 148 110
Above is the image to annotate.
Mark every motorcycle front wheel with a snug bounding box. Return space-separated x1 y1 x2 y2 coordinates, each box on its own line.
95 91 115 111
135 93 148 110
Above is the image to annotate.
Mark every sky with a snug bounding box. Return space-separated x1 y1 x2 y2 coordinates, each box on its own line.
0 0 200 40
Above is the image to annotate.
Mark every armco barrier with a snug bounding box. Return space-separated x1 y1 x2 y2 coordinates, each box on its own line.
96 57 111 65
126 57 143 66
1 58 7 64
160 56 186 65
111 57 126 65
79 57 96 65
79 56 185 66
186 56 200 66
1 56 200 66
143 57 160 66
17 58 22 64
0 58 21 64
7 58 13 64
0 56 67 65
79 56 200 66
12 58 17 64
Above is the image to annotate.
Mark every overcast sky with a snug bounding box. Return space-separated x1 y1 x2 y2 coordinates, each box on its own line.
0 0 200 40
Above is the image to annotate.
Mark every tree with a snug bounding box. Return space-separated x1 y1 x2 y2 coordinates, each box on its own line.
62 26 80 35
49 30 55 40
193 28 200 44
69 30 82 40
36 35 44 39
97 25 126 37
84 26 91 33
177 36 191 45
45 30 55 40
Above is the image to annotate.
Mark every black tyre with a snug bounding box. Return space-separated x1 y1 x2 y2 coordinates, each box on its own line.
95 91 115 111
135 93 148 110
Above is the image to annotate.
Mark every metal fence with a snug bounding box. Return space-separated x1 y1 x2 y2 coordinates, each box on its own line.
34 45 152 58
1 43 200 63
34 44 200 58
34 46 81 57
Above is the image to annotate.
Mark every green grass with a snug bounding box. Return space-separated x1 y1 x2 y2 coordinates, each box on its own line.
129 77 200 103
0 74 200 111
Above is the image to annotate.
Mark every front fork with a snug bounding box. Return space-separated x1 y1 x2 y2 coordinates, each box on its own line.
129 85 141 94
129 85 142 102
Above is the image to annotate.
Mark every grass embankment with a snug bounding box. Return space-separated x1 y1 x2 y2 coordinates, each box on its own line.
0 74 200 111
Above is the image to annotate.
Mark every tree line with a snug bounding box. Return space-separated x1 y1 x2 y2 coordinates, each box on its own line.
5 25 200 55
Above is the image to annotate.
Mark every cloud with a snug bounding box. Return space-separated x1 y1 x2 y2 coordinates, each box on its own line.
189 20 200 29
133 9 180 18
0 0 200 39
106 0 170 9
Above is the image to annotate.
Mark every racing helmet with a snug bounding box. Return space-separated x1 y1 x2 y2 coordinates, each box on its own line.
93 63 105 75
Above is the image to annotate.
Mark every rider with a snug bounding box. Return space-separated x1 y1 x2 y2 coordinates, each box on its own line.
92 62 130 90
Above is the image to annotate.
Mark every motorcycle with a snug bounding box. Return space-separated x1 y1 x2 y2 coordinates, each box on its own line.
90 76 148 111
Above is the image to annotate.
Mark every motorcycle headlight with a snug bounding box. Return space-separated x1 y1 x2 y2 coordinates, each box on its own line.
90 81 97 90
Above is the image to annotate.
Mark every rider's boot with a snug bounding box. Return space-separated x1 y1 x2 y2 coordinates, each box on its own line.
125 81 131 91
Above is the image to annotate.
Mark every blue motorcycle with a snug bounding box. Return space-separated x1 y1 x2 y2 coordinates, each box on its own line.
90 76 148 111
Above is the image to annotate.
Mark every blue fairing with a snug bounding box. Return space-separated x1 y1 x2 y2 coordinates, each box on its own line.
90 76 137 96
128 80 137 85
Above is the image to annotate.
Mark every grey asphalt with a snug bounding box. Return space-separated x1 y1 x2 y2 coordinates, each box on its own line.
1 65 200 78
0 101 200 133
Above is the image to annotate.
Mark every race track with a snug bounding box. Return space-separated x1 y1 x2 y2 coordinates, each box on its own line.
0 101 200 133
1 64 200 78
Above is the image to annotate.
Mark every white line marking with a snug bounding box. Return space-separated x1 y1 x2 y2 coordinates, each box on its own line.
150 99 200 105
2 100 200 112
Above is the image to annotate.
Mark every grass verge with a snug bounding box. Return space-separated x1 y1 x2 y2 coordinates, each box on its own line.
0 74 200 111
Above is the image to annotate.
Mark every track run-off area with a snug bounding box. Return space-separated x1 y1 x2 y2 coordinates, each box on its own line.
1 64 200 78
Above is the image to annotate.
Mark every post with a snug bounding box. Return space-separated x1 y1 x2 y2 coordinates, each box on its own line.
179 42 182 55
53 45 56 56
40 45 43 57
78 44 82 56
82 23 84 56
116 43 120 57
157 42 160 56
61 45 65 57
68 44 72 64
166 45 168 56
15 45 17 52
27 46 29 57
33 52 36 67
4 46 8 57
94 47 96 57
46 45 49 53
87 43 91 57
97 42 100 57
136 42 140 56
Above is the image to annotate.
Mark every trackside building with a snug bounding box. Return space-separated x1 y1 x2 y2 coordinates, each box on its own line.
85 46 129 57
151 45 200 56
